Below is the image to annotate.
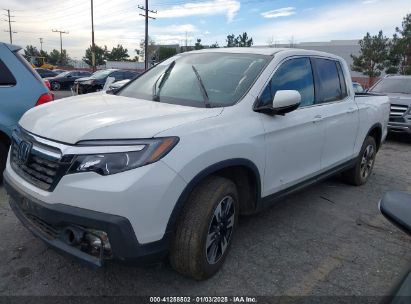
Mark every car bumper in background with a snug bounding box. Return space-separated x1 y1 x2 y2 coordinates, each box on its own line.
388 121 411 134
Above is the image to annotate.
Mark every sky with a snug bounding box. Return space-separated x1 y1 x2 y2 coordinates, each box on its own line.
0 0 409 59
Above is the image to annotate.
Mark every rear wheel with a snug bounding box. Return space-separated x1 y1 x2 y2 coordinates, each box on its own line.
51 81 61 91
169 176 239 280
343 136 377 186
0 141 9 184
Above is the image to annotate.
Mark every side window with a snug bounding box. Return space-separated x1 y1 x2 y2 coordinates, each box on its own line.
260 58 315 107
0 59 17 86
313 58 342 103
336 62 348 98
111 71 123 80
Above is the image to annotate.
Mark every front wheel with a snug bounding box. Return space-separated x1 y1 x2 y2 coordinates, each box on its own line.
343 136 377 186
51 81 61 91
169 176 239 280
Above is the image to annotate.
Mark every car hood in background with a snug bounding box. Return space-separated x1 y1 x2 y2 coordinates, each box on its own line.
74 76 92 83
385 93 411 107
19 93 223 144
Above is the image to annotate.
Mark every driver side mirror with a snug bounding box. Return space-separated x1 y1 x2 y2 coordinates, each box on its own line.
255 90 301 115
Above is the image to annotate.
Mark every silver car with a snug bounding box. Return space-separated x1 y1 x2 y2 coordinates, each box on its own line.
369 75 411 135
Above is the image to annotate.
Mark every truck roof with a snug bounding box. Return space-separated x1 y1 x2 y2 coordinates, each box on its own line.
188 47 344 61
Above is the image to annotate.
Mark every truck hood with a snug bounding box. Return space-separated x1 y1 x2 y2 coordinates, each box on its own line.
386 93 411 106
19 93 223 144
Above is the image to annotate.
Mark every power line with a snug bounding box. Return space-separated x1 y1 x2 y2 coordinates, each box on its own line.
3 9 17 44
138 1 157 70
52 29 69 65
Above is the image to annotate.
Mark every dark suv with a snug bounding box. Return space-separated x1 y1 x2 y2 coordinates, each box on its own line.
74 69 138 94
369 75 411 135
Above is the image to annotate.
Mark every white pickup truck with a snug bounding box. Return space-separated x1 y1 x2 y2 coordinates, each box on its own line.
4 48 389 280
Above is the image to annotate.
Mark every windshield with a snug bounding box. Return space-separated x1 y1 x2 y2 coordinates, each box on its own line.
370 78 411 94
118 53 270 108
91 70 113 79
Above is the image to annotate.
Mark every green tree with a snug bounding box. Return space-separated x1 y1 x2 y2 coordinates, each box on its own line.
48 49 60 65
235 32 253 47
159 47 177 61
388 14 411 75
39 50 49 62
210 42 219 48
23 45 40 60
351 31 389 77
194 38 204 50
83 45 108 66
226 34 236 47
107 44 130 61
48 49 70 66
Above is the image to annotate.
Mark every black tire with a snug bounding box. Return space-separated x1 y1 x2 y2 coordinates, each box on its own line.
343 136 377 186
169 176 239 280
0 141 9 184
51 81 61 91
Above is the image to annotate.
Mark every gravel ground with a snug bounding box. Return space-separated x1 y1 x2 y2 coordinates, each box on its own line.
0 134 410 298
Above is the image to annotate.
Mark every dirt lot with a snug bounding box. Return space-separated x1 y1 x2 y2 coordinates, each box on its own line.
0 135 410 298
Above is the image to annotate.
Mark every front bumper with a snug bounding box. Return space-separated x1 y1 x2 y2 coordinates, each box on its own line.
388 121 411 134
4 175 170 268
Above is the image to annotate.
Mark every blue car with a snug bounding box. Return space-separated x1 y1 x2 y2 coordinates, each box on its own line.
0 42 54 182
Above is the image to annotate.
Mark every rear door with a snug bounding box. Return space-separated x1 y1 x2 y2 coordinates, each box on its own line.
311 58 359 170
258 57 325 195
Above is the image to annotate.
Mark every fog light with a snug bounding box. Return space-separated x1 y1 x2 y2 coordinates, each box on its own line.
85 229 111 251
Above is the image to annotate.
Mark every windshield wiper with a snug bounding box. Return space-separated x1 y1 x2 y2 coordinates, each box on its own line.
152 60 176 101
192 65 211 108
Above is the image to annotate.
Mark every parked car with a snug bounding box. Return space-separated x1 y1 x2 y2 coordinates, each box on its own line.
108 79 131 91
369 75 411 135
47 70 92 91
74 69 138 94
34 68 58 78
353 81 365 94
4 48 389 279
0 42 54 182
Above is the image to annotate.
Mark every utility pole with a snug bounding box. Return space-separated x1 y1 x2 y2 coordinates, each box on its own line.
39 38 43 52
138 1 157 70
91 0 96 72
3 9 16 44
52 29 69 66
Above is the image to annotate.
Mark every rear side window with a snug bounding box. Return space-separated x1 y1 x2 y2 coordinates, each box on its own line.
336 62 348 98
260 57 315 107
313 58 342 103
0 59 16 86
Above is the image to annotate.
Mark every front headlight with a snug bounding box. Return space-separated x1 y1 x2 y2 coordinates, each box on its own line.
67 137 179 176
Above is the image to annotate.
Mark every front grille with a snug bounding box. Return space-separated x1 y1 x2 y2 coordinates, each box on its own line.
390 104 409 117
10 130 73 191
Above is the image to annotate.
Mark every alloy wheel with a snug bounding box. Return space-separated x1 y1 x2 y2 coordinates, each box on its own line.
360 144 375 180
205 195 236 265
